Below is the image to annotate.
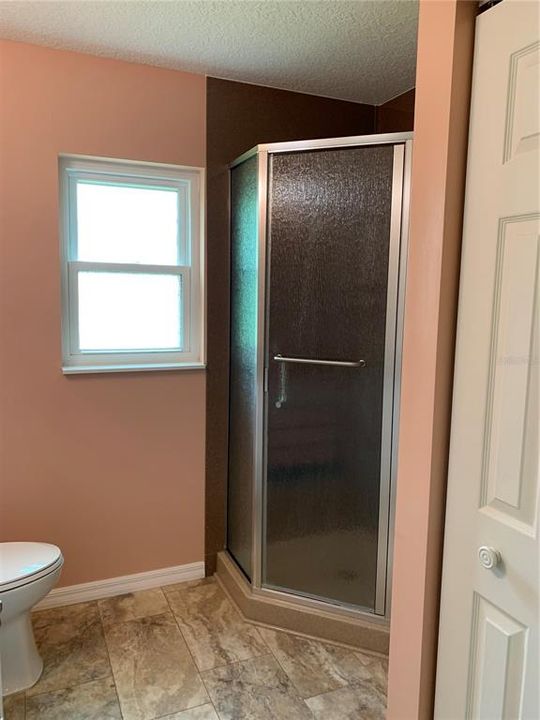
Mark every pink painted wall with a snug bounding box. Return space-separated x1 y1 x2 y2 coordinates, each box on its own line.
0 41 206 586
387 2 476 718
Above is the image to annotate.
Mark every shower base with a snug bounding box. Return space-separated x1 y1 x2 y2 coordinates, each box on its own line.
216 551 389 655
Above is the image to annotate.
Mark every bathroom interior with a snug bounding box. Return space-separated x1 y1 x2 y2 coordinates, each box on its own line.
0 2 488 719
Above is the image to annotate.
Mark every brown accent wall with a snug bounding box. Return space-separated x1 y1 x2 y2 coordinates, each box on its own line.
205 78 375 574
376 89 416 133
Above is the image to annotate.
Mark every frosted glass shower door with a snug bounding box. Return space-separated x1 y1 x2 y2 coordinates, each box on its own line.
227 155 259 580
263 146 397 610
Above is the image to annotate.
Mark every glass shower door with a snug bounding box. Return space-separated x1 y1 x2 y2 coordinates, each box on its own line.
227 155 259 580
263 145 397 610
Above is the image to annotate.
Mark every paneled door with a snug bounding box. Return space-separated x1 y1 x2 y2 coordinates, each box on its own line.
435 1 539 718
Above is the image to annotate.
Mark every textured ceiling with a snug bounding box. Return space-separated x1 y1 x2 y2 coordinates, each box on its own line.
0 1 418 105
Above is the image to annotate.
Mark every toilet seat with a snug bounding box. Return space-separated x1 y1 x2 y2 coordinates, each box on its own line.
0 542 63 695
0 542 63 593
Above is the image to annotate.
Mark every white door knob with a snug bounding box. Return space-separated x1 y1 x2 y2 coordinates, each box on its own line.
478 546 502 569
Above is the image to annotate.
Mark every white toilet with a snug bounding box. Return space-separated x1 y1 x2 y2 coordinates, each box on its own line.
0 542 63 695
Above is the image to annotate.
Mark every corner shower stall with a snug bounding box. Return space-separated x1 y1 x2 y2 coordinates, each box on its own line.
226 133 412 621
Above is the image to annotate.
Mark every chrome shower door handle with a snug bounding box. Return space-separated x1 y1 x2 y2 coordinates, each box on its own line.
272 353 365 409
273 354 366 368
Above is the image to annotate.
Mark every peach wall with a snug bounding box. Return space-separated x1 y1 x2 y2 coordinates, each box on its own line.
387 2 476 718
0 41 206 586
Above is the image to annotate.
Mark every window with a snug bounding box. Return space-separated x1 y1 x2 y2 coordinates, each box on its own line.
59 156 205 373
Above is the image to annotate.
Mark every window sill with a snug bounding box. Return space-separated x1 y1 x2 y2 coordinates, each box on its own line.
62 362 206 375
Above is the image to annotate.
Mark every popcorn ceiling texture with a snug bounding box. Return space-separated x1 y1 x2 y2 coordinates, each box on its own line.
0 0 418 105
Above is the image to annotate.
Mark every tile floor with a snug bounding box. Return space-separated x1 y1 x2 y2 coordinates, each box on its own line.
3 577 387 720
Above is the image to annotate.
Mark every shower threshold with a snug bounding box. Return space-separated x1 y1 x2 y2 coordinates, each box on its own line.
216 551 389 656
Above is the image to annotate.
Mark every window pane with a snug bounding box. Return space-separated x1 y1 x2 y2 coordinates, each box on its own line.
78 272 182 351
76 182 179 265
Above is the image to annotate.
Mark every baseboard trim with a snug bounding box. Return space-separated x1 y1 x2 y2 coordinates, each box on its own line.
34 561 205 610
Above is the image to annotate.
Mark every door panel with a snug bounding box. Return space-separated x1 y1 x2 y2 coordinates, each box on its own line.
482 216 539 531
468 595 528 719
263 146 396 609
435 2 539 717
227 155 259 579
504 42 539 163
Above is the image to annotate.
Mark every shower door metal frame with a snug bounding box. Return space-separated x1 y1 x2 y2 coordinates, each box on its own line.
230 132 413 621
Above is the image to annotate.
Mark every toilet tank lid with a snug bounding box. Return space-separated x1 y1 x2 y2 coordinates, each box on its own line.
0 542 62 588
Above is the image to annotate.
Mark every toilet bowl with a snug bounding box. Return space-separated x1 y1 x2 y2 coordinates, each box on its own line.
0 542 63 696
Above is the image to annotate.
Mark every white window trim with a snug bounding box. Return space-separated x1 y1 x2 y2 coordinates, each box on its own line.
59 155 206 374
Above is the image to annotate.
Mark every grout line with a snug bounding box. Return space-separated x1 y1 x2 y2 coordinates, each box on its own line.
24 604 114 701
149 702 214 720
215 575 386 716
213 576 271 655
216 573 325 714
161 583 222 720
165 576 270 672
213 573 269 651
215 578 316 716
263 629 389 705
214 572 389 659
100 585 216 720
301 681 372 703
302 678 389 709
24 673 115 702
96 599 126 720
254 631 316 716
24 580 365 720
199 652 276 675
190 672 218 720
153 705 215 720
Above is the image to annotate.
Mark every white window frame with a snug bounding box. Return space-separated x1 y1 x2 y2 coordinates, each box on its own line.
59 155 205 374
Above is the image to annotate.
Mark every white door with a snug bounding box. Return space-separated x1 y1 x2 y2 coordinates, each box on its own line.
435 1 539 718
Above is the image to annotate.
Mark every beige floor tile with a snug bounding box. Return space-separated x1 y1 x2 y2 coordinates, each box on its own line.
164 577 215 593
354 650 388 693
21 582 388 720
3 692 25 720
28 602 111 696
31 601 97 631
156 703 220 719
305 683 386 720
164 578 267 671
25 677 122 720
259 627 379 698
202 654 312 720
98 588 169 626
104 611 208 720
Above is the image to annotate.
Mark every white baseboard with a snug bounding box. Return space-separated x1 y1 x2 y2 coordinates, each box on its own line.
34 561 205 610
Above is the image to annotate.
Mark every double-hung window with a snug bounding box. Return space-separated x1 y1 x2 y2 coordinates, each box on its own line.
60 156 204 373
